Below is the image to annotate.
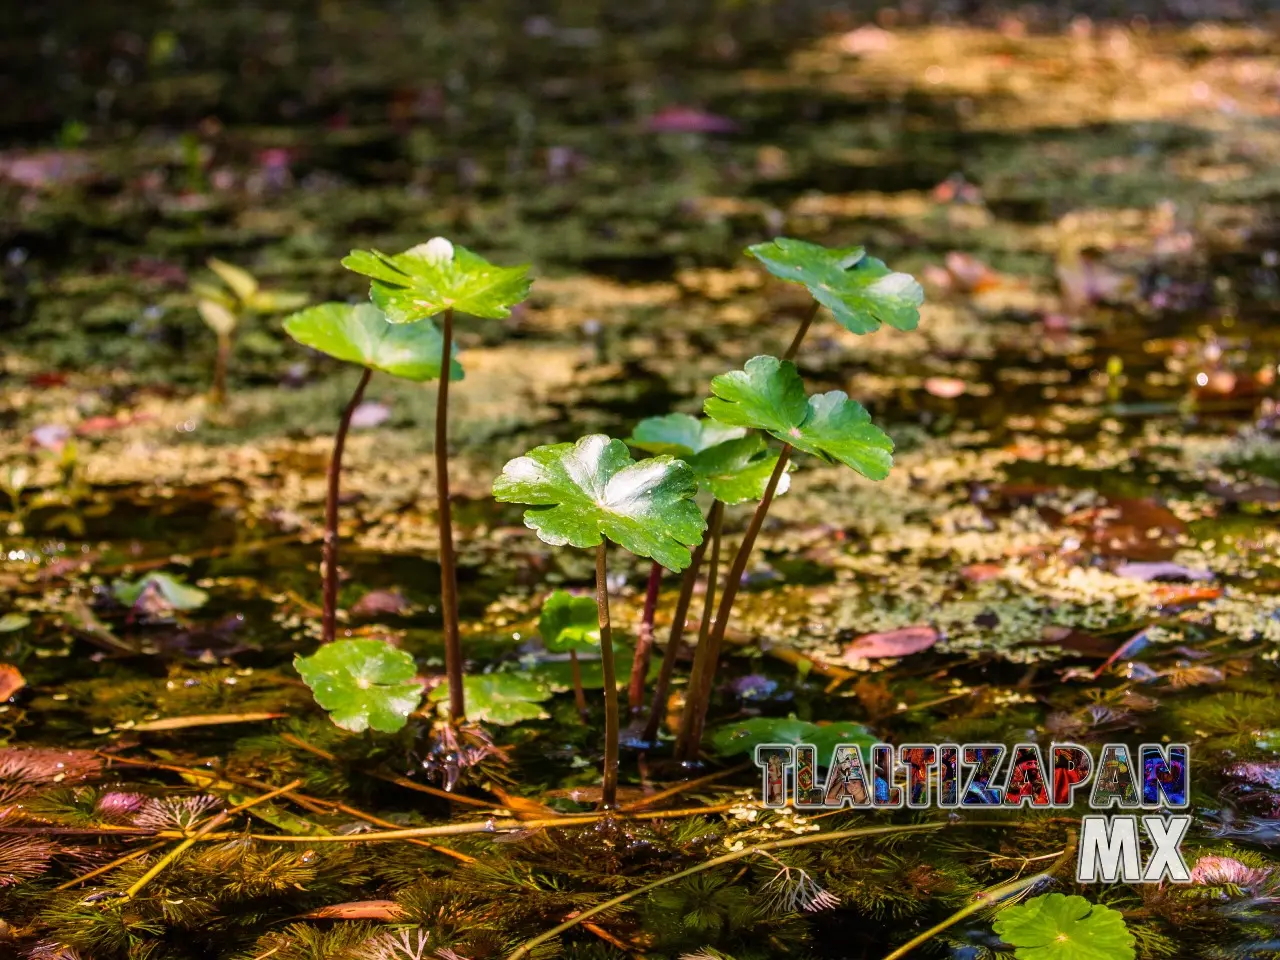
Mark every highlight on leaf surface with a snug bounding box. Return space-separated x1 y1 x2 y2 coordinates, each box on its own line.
538 590 601 653
282 302 463 382
341 237 532 324
746 237 923 334
492 434 705 571
628 414 792 504
704 356 893 480
294 638 423 733
993 893 1136 960
428 672 554 725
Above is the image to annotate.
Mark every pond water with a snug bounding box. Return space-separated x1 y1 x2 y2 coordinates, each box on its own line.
2 3 1280 959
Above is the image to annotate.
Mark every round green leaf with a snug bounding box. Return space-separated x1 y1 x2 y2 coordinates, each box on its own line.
710 716 876 759
294 639 423 733
207 258 259 302
746 237 923 334
993 894 1136 960
112 572 208 611
492 434 705 572
704 356 893 481
283 302 462 382
428 673 554 726
627 413 746 457
341 238 532 324
538 590 600 653
687 434 794 505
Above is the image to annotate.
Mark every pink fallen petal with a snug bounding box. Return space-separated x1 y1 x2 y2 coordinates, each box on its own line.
644 107 738 134
29 424 71 452
1114 562 1214 582
837 25 894 55
843 625 939 660
924 376 966 399
350 590 411 618
350 401 391 429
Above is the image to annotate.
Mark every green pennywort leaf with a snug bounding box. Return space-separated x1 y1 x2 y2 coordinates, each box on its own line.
197 298 237 336
294 639 423 733
207 258 258 302
994 894 1135 960
112 572 208 611
428 673 553 725
746 237 923 334
704 356 893 480
628 415 792 504
341 237 532 324
538 590 600 653
283 302 462 382
492 435 705 571
626 413 746 457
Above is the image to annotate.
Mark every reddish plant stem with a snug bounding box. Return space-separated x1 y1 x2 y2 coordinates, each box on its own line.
627 561 664 715
322 366 372 644
676 446 792 763
595 542 619 809
640 501 719 745
783 301 820 362
692 498 725 665
436 307 465 722
570 650 589 720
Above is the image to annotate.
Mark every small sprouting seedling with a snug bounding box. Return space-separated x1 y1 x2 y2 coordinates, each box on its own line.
294 638 423 734
494 435 703 807
192 258 307 406
427 672 554 726
746 237 923 356
111 572 209 613
539 590 600 719
343 237 531 726
627 413 795 743
993 893 1135 960
677 355 894 760
283 300 461 649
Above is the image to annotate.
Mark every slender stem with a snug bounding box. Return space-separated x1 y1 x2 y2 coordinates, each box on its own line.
783 301 820 362
677 446 791 763
641 502 719 744
627 561 664 715
693 498 725 662
436 307 465 721
506 819 1017 960
595 542 619 809
570 649 589 719
322 366 372 644
210 332 231 406
53 841 167 890
879 832 1078 960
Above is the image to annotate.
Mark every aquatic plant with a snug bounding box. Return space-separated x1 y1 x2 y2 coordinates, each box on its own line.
192 258 306 406
538 589 602 718
626 413 793 743
282 299 462 646
342 238 532 723
993 893 1136 960
294 637 424 733
494 434 704 807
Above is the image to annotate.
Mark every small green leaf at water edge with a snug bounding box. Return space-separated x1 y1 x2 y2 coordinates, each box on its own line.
704 356 893 480
0 613 31 632
294 639 424 734
539 590 600 653
492 434 705 572
710 716 877 760
994 893 1136 960
112 572 208 611
283 302 462 382
341 237 532 324
746 237 923 335
428 673 554 725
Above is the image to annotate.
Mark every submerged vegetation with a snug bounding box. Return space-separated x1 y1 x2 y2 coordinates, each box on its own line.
3 1 1280 958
